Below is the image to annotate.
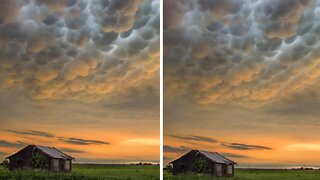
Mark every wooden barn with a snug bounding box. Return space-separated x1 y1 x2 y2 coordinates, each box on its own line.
170 150 236 177
6 145 74 172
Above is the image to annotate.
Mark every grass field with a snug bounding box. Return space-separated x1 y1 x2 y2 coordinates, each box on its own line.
164 169 320 180
0 164 160 180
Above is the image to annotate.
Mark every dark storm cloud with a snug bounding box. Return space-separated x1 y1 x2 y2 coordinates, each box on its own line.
164 0 320 108
59 137 110 145
0 140 26 148
163 145 190 153
170 135 217 143
0 0 159 102
7 130 55 138
222 142 272 150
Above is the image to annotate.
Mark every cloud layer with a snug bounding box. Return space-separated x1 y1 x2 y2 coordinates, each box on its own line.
0 140 26 148
222 142 272 150
59 137 110 145
0 0 159 102
7 129 55 138
164 0 320 107
170 135 217 143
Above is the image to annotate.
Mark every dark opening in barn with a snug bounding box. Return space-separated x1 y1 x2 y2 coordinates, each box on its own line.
170 150 237 177
6 145 74 172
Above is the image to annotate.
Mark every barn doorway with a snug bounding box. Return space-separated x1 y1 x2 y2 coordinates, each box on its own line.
216 164 222 177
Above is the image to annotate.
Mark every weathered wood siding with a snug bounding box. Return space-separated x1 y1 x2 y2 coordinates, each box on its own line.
7 145 72 173
171 150 235 177
8 145 33 170
172 150 197 175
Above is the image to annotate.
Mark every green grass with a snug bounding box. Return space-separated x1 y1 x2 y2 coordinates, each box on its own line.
0 164 160 180
164 169 320 180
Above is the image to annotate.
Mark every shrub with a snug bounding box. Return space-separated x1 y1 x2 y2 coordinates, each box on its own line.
165 164 173 174
31 152 48 169
1 159 9 169
194 158 211 174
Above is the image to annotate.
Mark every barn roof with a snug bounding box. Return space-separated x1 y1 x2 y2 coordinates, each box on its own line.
35 145 73 160
6 145 74 160
170 150 236 165
198 150 235 164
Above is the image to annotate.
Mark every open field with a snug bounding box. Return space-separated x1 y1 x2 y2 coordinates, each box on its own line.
164 169 320 180
0 164 160 180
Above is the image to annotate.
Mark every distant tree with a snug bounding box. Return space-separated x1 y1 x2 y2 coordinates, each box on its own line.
1 159 9 169
31 152 48 169
194 158 211 174
165 164 173 174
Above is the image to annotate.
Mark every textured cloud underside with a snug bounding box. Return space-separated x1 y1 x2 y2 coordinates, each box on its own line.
164 0 320 107
0 0 159 101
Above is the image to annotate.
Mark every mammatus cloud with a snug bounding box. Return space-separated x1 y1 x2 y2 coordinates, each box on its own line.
222 142 272 150
170 135 217 143
163 145 190 153
0 140 27 148
164 0 320 108
58 137 110 145
0 0 159 102
7 129 55 138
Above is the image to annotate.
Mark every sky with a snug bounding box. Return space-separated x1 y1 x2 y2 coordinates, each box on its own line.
164 0 320 168
0 0 159 164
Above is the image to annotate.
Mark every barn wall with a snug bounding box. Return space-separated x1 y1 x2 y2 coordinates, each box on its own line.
171 150 235 177
8 145 71 172
172 151 197 175
49 158 72 173
51 158 60 172
8 146 33 170
59 159 72 173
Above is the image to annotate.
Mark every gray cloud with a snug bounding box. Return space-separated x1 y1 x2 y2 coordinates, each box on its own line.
163 145 190 153
222 142 272 150
59 137 110 145
163 156 173 161
164 0 320 108
221 152 248 159
0 0 159 102
58 147 86 154
7 129 54 138
0 140 26 148
170 135 217 143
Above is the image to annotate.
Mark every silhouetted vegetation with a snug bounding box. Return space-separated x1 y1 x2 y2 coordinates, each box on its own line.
1 160 8 169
